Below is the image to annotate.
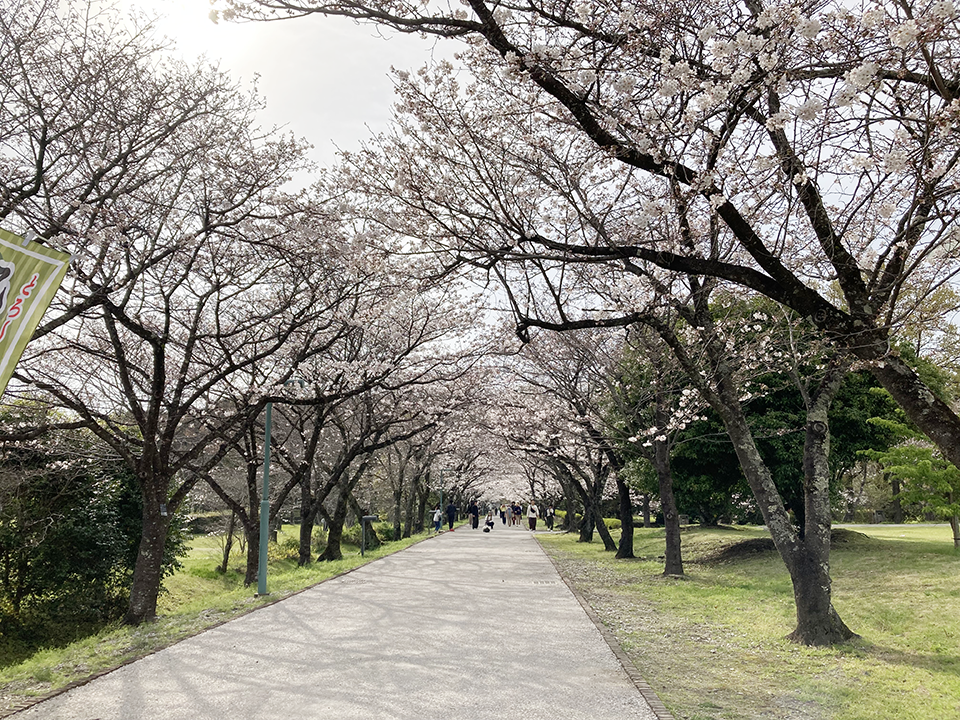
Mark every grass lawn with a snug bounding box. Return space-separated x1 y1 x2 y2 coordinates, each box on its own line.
537 524 960 720
0 525 430 716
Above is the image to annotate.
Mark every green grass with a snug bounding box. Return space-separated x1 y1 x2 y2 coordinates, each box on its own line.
0 525 427 715
538 524 960 720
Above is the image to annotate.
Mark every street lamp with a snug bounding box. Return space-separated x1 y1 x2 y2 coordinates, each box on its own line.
257 378 303 596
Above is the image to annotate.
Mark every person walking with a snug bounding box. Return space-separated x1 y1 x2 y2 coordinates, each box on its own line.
468 500 480 530
545 506 555 531
504 503 513 527
527 501 540 531
432 505 443 533
499 503 507 524
445 501 458 531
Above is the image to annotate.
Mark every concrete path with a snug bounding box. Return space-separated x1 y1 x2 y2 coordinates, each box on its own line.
15 525 666 719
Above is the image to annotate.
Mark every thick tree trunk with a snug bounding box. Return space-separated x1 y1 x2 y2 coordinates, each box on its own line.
244 460 260 585
720 403 854 644
579 504 595 543
563 494 577 531
124 488 171 625
654 438 684 576
890 476 904 524
787 550 855 645
298 478 316 566
654 302 856 645
402 481 416 538
414 480 428 534
243 522 259 586
713 356 855 645
614 473 635 559
318 489 349 562
592 482 617 552
393 482 404 541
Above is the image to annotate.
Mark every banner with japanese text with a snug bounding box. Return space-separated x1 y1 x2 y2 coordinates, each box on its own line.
0 228 72 397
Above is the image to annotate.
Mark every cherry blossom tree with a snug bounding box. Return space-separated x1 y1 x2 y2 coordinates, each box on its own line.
0 0 328 624
225 0 960 524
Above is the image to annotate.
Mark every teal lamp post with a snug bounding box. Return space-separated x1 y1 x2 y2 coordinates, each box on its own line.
257 379 303 596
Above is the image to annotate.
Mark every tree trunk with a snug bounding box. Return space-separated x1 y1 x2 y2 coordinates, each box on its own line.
654 438 684 576
890 475 904 524
413 479 428 534
402 481 416 539
641 494 651 528
124 487 171 625
614 472 635 559
393 481 404 541
243 459 260 585
219 510 236 574
318 489 349 562
723 358 855 644
654 383 684 576
563 494 577 531
787 549 855 645
243 521 259 586
950 513 960 550
866 352 960 475
298 478 316 566
579 504 595 543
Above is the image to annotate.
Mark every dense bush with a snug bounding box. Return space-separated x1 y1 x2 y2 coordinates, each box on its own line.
0 408 186 660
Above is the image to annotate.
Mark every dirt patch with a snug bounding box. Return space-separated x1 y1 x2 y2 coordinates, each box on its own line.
700 528 877 565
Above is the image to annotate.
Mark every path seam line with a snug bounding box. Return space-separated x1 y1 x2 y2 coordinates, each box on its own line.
535 537 676 720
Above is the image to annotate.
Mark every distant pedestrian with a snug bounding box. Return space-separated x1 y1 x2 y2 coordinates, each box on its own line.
505 503 513 526
512 502 523 526
499 503 507 524
433 505 443 533
545 506 555 531
483 512 495 532
468 500 480 529
446 501 457 531
527 501 539 531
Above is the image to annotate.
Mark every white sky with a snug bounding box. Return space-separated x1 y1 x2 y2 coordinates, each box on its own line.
126 0 451 169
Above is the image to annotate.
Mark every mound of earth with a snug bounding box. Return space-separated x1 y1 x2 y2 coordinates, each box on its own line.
701 528 876 564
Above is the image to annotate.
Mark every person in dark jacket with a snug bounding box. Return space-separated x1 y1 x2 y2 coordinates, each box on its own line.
468 500 480 529
445 502 457 531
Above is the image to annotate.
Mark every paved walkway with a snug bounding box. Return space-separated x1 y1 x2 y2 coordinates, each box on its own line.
16 525 667 719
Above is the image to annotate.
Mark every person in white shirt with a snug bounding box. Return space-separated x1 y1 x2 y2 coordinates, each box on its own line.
527 502 539 531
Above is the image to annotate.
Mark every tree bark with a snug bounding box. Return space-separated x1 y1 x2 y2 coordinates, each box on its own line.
614 472 635 559
298 477 316 566
219 510 236 574
654 437 684 576
654 381 684 576
641 494 651 528
393 480 404 541
402 480 416 539
318 488 350 562
124 482 171 625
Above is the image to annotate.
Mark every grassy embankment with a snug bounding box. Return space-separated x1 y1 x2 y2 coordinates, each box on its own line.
0 524 431 716
538 524 960 720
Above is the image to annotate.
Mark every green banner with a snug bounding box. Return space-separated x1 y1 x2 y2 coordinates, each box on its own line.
0 228 72 397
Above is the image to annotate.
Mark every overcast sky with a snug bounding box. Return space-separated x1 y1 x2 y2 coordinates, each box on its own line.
128 0 450 169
